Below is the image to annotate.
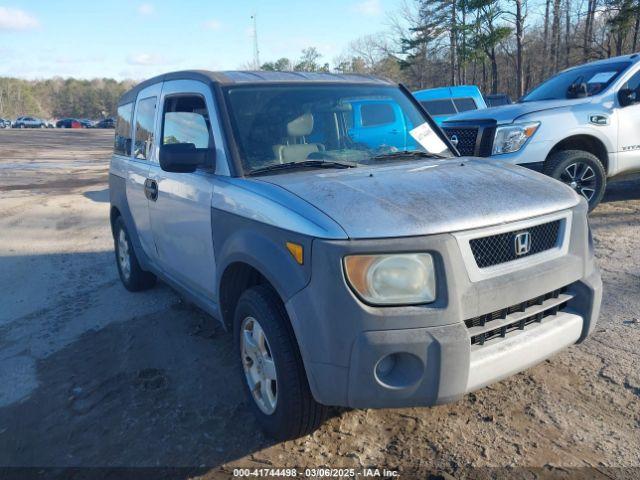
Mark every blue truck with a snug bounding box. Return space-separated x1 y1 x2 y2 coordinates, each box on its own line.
326 86 488 151
413 85 487 125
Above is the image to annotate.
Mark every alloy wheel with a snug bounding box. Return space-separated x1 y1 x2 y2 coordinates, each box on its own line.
240 316 278 415
117 229 131 280
560 161 597 202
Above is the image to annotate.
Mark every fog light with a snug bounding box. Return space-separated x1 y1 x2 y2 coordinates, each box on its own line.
376 353 397 377
374 352 423 389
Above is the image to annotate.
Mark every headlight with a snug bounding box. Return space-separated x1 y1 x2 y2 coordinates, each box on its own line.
343 253 436 305
492 122 540 155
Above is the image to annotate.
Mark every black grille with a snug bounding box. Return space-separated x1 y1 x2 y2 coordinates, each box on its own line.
443 127 478 156
478 126 495 156
470 220 561 268
466 287 569 346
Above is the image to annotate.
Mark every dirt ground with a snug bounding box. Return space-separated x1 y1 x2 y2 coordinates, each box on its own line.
0 129 638 478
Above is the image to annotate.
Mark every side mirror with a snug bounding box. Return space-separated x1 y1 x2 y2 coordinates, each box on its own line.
159 143 214 173
618 88 638 107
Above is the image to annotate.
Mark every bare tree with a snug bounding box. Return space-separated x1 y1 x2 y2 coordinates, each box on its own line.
583 0 596 60
551 0 562 71
565 0 571 67
543 0 552 76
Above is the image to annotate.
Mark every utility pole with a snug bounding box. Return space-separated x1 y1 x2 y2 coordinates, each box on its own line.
251 13 260 69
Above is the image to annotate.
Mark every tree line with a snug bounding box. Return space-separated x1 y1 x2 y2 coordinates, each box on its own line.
0 77 134 120
2 0 638 119
261 0 640 99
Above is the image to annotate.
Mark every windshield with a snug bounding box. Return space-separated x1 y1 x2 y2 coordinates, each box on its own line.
223 84 454 174
521 61 631 102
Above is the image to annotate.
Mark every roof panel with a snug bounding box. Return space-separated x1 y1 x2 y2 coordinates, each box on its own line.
118 70 393 105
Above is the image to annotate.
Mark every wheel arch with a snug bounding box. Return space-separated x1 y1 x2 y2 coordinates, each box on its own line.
219 261 273 330
108 173 151 270
547 134 610 174
213 210 314 329
109 205 121 238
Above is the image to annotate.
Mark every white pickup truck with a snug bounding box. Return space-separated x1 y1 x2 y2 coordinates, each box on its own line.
442 53 640 210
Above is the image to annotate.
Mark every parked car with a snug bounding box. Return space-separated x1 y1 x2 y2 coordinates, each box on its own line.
95 118 115 128
12 116 47 128
413 85 487 125
442 53 640 210
56 118 82 129
79 118 95 128
485 93 512 107
110 70 601 440
0 118 11 128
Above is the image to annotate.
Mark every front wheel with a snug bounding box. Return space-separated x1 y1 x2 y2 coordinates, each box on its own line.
234 285 328 440
544 150 606 211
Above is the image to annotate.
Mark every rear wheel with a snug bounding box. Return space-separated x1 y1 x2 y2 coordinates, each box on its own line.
113 216 156 291
544 149 606 211
234 285 328 440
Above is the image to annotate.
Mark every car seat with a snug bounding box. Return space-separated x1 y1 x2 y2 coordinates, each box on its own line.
273 113 324 162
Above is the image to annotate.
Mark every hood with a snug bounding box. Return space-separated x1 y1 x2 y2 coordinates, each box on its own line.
256 159 580 239
446 98 591 124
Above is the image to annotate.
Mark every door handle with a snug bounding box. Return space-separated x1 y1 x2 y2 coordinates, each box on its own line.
144 178 158 201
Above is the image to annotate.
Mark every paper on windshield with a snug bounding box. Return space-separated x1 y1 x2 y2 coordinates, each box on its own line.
588 71 617 84
409 123 449 154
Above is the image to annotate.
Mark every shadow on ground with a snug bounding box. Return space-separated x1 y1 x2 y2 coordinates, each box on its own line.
601 174 640 204
83 188 109 203
0 276 281 471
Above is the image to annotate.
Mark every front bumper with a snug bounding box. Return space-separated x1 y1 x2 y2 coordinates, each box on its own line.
285 204 602 408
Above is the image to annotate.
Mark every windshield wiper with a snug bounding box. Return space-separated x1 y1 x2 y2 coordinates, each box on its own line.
248 160 357 176
371 150 447 161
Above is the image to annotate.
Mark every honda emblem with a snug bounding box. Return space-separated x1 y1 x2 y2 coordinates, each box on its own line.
514 231 531 256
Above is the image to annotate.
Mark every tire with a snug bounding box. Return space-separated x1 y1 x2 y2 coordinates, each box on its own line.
234 285 328 440
113 216 156 291
544 149 606 211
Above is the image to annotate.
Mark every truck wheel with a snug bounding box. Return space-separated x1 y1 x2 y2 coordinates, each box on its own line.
234 285 328 440
113 216 156 291
544 150 606 211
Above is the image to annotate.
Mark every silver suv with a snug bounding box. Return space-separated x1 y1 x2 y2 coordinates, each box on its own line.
443 53 640 211
109 71 602 440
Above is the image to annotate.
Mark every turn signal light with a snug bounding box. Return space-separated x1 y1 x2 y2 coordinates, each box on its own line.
286 242 304 265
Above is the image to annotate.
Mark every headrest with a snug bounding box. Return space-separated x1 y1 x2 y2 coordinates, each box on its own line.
287 113 314 137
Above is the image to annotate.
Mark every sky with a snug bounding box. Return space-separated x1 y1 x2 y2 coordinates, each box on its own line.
0 0 401 80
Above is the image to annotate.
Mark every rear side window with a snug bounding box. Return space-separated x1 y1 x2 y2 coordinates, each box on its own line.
161 95 211 148
453 97 477 112
420 99 456 117
361 103 395 127
134 97 157 160
114 103 133 156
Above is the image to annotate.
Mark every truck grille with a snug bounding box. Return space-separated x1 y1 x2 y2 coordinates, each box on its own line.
442 127 478 156
465 287 571 346
470 220 561 268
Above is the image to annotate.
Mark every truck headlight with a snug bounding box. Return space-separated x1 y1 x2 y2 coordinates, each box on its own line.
492 122 540 155
343 253 436 305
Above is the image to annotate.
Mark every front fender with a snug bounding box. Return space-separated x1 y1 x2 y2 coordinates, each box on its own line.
520 108 617 155
212 208 313 304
